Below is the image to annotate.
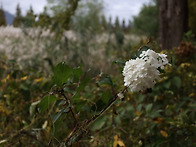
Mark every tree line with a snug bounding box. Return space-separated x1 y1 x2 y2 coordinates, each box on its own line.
1 0 196 50
0 3 131 33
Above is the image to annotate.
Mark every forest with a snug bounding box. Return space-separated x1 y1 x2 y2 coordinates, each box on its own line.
0 0 195 146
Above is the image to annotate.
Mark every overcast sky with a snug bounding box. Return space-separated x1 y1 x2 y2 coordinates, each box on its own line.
1 0 150 22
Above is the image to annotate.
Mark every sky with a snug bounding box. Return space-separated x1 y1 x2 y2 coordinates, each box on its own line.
1 0 150 22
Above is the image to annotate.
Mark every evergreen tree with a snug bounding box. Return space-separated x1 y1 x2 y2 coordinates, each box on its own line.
13 3 22 27
133 2 158 38
108 16 112 25
101 15 107 30
114 16 124 47
114 16 120 29
107 16 113 33
37 7 51 28
122 19 126 32
22 5 36 27
71 0 103 34
0 5 6 26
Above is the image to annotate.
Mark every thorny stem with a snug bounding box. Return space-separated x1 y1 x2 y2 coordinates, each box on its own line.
61 86 128 146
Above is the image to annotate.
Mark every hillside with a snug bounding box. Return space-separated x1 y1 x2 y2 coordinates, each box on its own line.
4 10 14 25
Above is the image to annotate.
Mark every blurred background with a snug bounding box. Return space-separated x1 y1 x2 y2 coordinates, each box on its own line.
0 0 196 146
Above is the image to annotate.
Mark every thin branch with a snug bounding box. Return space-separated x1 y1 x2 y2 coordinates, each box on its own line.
62 86 128 146
86 87 128 126
63 125 78 144
60 90 78 123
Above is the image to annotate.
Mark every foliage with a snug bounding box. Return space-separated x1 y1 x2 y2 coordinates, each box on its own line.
13 4 23 27
71 0 104 35
22 5 36 27
0 54 52 146
36 7 52 28
114 16 120 29
0 6 6 26
132 1 158 38
0 0 196 146
189 0 196 34
47 0 80 38
1 34 196 146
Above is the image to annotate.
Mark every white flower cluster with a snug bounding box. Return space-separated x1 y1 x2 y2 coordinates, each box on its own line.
123 49 170 92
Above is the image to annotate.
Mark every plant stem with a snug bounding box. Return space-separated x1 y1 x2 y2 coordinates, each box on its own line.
62 86 128 146
60 90 78 123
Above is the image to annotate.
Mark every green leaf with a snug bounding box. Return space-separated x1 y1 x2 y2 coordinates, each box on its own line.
139 46 149 51
75 101 87 112
52 111 62 123
77 77 90 93
91 99 105 112
163 81 171 89
91 116 107 131
73 66 83 80
149 109 162 118
171 55 176 67
135 45 150 58
52 108 70 123
101 89 111 104
114 115 121 125
145 103 153 113
72 76 90 100
53 62 73 86
97 74 113 86
137 94 145 103
113 59 125 65
29 100 40 117
137 104 143 111
126 104 134 112
172 76 181 89
38 95 58 112
21 84 29 91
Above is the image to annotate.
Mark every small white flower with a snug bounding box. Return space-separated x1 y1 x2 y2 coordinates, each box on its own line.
123 49 170 92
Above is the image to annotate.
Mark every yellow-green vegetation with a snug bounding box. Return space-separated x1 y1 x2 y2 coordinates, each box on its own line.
0 33 196 146
189 0 196 34
0 0 196 146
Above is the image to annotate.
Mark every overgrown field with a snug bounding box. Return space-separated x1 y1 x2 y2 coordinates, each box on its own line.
0 26 196 146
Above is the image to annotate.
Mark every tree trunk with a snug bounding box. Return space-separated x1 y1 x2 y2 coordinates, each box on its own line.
158 0 188 49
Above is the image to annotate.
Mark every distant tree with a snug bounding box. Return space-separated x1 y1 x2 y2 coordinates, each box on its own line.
101 15 107 30
113 16 124 47
0 5 6 26
13 4 22 27
107 16 113 33
71 0 104 34
22 5 36 27
122 19 126 32
132 1 158 38
47 0 106 37
36 7 51 28
158 0 188 49
47 0 80 36
108 16 112 25
114 16 120 29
